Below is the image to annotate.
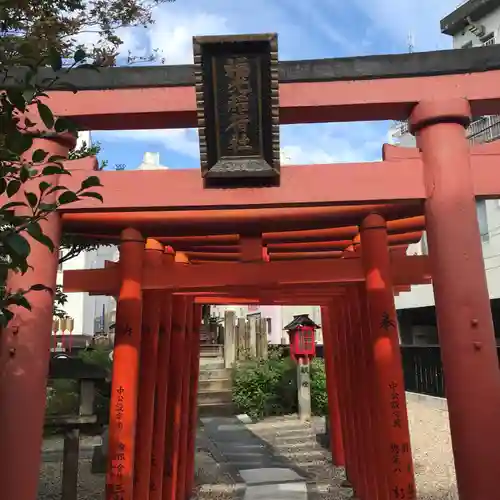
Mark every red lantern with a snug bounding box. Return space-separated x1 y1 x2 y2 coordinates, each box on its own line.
284 315 320 363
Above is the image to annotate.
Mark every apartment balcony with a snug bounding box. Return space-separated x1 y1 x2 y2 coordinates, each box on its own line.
467 115 500 144
393 114 500 146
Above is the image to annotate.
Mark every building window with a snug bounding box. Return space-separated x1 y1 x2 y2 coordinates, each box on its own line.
481 32 495 46
476 199 489 242
461 41 473 49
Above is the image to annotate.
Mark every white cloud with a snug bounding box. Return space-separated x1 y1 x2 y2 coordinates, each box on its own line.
348 0 459 51
147 11 230 64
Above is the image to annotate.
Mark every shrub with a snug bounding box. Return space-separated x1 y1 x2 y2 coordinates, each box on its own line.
310 358 328 416
232 353 328 421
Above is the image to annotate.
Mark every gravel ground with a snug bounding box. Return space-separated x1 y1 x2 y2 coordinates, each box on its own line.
245 396 458 500
406 396 458 500
38 396 458 499
38 431 238 500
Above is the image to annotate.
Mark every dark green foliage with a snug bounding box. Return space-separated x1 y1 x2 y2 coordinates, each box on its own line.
232 350 328 421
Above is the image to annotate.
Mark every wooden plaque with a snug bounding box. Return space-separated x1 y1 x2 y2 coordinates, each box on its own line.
193 33 280 187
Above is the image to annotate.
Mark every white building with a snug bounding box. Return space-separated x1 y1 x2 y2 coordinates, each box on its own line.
393 0 500 344
56 132 169 340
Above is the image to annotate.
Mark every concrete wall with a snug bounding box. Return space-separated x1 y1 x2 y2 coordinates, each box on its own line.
452 7 500 48
211 304 323 344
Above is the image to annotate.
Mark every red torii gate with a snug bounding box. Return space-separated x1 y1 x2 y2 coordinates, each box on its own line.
1 45 500 500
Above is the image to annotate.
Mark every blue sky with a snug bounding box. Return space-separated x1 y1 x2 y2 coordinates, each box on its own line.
88 0 461 170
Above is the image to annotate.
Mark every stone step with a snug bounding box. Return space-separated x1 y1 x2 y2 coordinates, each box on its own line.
200 344 224 358
198 402 236 417
198 368 231 381
199 377 232 392
199 358 225 370
198 389 233 405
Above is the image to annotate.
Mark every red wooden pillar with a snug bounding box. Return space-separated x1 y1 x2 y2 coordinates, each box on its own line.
357 285 390 500
331 299 360 494
343 292 369 499
106 228 145 500
176 301 194 500
320 306 345 467
149 273 174 498
163 295 188 500
134 239 164 500
410 99 500 500
360 213 416 500
0 133 74 500
185 304 202 498
348 286 380 499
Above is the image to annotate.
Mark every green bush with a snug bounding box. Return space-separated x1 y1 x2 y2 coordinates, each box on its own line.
232 352 328 421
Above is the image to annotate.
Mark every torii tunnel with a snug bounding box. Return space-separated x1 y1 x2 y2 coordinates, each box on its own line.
2 40 500 500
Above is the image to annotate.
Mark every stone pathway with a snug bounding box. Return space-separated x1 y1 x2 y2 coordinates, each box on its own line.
200 416 349 500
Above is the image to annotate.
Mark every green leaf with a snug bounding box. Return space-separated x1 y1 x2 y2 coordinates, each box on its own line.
48 155 67 162
36 102 54 129
0 178 7 195
23 90 36 104
27 222 54 252
74 48 86 63
6 90 26 111
25 192 38 208
48 47 62 72
79 191 104 203
58 191 79 205
42 165 65 176
80 176 102 190
55 118 78 136
6 130 33 155
46 185 69 195
38 202 58 212
0 309 15 327
32 149 48 163
6 295 31 311
39 181 51 193
6 180 21 198
4 232 31 259
19 165 31 183
2 201 26 210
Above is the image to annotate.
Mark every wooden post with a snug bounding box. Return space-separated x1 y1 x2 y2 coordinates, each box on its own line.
320 306 345 467
61 379 96 500
360 213 416 499
149 291 173 498
358 285 390 499
106 228 145 500
176 301 194 500
0 134 72 500
331 300 359 493
163 296 188 500
346 286 377 498
411 99 500 500
185 305 202 499
223 310 236 368
134 239 163 500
